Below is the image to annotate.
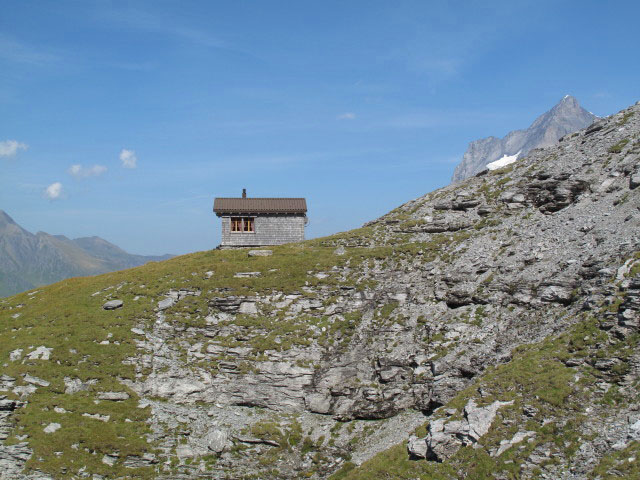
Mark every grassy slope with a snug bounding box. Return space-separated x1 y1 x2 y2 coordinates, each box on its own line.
5 235 638 479
3 223 639 478
0 228 412 479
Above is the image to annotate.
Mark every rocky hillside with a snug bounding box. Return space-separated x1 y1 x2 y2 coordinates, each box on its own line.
451 95 597 182
0 210 172 297
0 101 639 480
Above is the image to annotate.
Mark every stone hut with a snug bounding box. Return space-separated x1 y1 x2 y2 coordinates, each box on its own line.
213 189 307 247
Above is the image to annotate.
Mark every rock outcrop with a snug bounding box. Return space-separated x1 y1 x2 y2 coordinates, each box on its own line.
408 399 513 461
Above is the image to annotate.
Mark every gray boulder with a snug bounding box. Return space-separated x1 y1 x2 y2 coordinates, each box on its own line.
205 429 230 454
103 300 123 310
157 298 175 311
407 434 428 459
423 399 513 461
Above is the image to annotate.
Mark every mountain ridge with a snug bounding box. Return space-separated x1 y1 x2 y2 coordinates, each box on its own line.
0 210 173 297
451 95 597 182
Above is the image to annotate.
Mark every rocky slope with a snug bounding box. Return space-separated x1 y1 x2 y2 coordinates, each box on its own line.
0 210 172 297
451 95 597 182
0 101 639 479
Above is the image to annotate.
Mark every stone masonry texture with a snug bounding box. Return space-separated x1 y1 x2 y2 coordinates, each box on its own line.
220 215 306 247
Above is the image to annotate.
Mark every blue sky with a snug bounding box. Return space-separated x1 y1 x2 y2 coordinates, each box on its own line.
1 1 638 255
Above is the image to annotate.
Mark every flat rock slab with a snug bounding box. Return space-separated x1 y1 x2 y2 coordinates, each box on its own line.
238 302 258 314
98 391 130 401
26 346 52 360
43 423 61 434
248 250 273 257
157 298 175 310
234 435 280 447
24 374 50 387
82 413 110 422
9 349 23 361
234 272 261 278
64 377 98 394
103 300 123 310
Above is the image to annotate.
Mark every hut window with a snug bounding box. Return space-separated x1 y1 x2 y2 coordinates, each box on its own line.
231 217 254 233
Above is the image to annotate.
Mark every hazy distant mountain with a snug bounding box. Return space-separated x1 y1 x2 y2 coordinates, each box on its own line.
451 95 597 182
0 210 172 297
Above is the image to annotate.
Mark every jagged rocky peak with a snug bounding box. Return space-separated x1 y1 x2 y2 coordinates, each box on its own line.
451 95 597 182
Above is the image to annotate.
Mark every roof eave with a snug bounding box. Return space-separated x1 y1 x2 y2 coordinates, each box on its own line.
214 210 307 216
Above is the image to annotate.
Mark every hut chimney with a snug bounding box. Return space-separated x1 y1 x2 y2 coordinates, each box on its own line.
242 188 247 199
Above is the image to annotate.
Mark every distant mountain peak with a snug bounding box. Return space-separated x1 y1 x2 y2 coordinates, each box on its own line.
555 94 581 108
0 209 16 226
555 94 583 111
451 96 597 182
0 211 173 297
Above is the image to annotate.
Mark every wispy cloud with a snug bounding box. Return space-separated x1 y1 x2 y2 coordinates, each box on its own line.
44 182 63 200
97 7 227 49
0 140 28 157
68 164 107 178
119 149 137 168
337 112 356 120
0 35 59 66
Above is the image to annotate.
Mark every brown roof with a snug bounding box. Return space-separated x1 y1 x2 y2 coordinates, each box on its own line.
213 197 307 215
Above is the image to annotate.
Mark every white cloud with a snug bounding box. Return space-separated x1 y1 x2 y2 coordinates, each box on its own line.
44 182 63 200
68 164 107 178
0 140 28 157
119 149 137 168
337 112 356 120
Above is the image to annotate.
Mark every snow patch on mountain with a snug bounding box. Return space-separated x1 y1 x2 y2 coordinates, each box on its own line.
451 95 597 182
487 150 521 170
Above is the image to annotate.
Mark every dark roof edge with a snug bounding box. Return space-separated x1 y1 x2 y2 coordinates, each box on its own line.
214 211 307 216
213 197 307 215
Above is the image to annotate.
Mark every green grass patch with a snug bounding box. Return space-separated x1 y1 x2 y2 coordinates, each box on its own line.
608 138 630 153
